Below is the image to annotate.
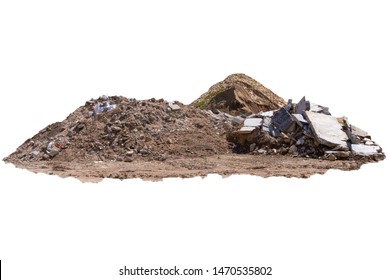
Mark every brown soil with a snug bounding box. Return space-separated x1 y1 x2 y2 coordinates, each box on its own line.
191 73 286 115
7 153 365 182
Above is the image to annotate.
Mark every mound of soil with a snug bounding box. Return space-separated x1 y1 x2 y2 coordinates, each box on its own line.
4 96 235 165
3 74 383 182
191 73 286 115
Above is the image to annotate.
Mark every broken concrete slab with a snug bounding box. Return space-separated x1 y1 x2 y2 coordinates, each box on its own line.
261 116 272 132
260 110 275 118
295 96 308 114
284 99 293 112
292 113 308 127
324 150 351 159
244 118 263 127
351 125 370 138
351 144 381 156
272 107 295 132
239 126 257 132
303 111 349 148
308 102 330 115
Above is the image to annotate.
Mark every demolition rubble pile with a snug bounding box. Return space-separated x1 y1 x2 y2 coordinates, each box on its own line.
226 96 385 161
3 73 385 181
4 96 236 164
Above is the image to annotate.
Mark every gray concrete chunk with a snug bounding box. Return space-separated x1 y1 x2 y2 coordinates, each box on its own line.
351 125 370 138
351 144 381 156
272 108 295 132
168 102 180 111
260 111 275 118
292 113 308 127
303 111 349 148
309 102 330 115
239 126 256 132
295 96 308 114
244 118 263 127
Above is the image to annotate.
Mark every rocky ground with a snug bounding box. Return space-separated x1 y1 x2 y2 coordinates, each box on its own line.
3 74 385 182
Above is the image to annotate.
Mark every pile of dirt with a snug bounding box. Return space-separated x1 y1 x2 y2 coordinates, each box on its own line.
3 96 237 165
191 73 286 115
3 73 385 181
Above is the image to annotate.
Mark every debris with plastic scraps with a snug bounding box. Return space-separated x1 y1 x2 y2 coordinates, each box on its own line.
93 101 116 115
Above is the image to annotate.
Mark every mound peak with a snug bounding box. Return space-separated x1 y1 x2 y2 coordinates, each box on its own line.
191 73 286 115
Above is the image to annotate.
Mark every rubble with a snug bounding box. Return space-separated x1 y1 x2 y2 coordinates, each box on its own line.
227 96 385 161
303 111 349 148
4 96 235 165
3 73 385 181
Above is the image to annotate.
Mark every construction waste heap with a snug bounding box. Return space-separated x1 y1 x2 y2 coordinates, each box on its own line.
3 74 385 181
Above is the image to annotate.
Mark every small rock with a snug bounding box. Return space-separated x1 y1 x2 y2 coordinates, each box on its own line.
31 150 40 157
326 154 337 161
124 156 134 162
249 143 256 152
111 126 122 133
288 145 298 155
168 102 181 111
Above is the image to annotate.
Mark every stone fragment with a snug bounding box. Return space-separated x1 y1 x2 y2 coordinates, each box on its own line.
351 125 370 138
324 150 351 159
244 118 263 127
272 108 295 132
303 111 349 148
292 114 308 127
295 96 309 114
351 144 381 156
168 102 180 111
288 145 298 155
308 102 330 115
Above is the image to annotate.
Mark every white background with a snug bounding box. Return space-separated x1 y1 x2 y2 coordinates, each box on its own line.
1 1 389 279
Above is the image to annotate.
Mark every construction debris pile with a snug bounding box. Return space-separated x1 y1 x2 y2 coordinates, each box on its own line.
3 73 385 181
226 96 385 161
5 96 235 164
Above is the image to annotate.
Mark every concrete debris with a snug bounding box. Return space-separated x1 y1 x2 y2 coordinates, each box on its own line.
292 114 308 127
272 108 295 133
168 102 181 111
239 126 257 132
260 110 275 118
303 111 349 148
295 96 309 114
243 118 263 127
351 125 369 138
351 144 381 156
324 150 351 159
308 102 330 115
228 96 384 160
